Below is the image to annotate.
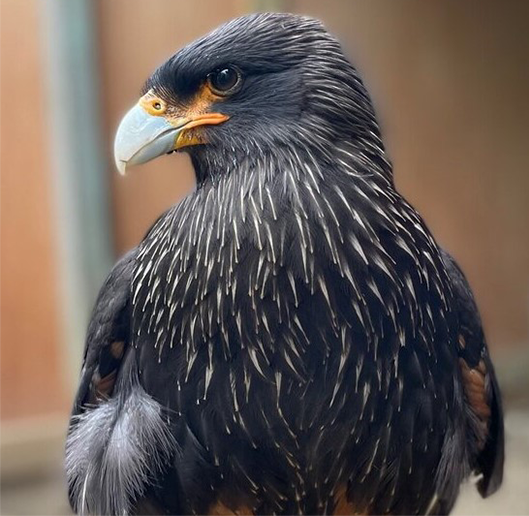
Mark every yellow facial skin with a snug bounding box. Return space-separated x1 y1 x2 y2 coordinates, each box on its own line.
138 87 229 151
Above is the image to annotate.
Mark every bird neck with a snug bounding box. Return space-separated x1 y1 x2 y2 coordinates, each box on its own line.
189 138 393 191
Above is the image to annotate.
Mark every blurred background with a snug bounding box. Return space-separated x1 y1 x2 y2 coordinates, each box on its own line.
1 0 528 514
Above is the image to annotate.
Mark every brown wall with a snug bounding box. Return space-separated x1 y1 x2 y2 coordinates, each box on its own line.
0 0 68 420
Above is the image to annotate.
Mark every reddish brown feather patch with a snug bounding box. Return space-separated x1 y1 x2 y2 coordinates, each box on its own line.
208 499 253 515
95 370 117 398
333 485 365 515
459 357 491 448
110 340 125 359
88 341 126 405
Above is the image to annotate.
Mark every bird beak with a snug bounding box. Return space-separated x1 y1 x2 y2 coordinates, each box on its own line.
114 91 229 175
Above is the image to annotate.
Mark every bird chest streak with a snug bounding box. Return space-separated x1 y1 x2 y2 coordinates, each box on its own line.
132 157 444 419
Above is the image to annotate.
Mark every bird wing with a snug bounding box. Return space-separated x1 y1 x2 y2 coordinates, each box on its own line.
440 249 504 497
70 248 137 416
66 246 176 515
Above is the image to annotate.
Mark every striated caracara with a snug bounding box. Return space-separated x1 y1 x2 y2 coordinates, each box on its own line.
66 13 504 515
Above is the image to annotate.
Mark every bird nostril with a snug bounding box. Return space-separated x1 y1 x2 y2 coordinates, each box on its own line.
153 102 162 110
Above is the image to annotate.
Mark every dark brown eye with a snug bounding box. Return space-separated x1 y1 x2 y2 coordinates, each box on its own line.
207 67 241 95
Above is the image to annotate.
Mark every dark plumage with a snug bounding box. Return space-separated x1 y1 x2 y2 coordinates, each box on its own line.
66 13 504 515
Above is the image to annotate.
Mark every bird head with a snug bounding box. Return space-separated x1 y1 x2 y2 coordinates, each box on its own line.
114 13 386 183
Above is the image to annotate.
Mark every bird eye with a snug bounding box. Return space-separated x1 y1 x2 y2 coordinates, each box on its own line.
207 67 241 95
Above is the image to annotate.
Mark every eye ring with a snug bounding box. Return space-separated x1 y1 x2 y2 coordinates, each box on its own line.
207 67 242 96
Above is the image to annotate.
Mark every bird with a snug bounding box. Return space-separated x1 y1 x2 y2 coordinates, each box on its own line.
65 12 504 516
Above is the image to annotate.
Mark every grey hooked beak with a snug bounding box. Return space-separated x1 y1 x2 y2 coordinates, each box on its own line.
114 89 230 175
113 104 183 176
